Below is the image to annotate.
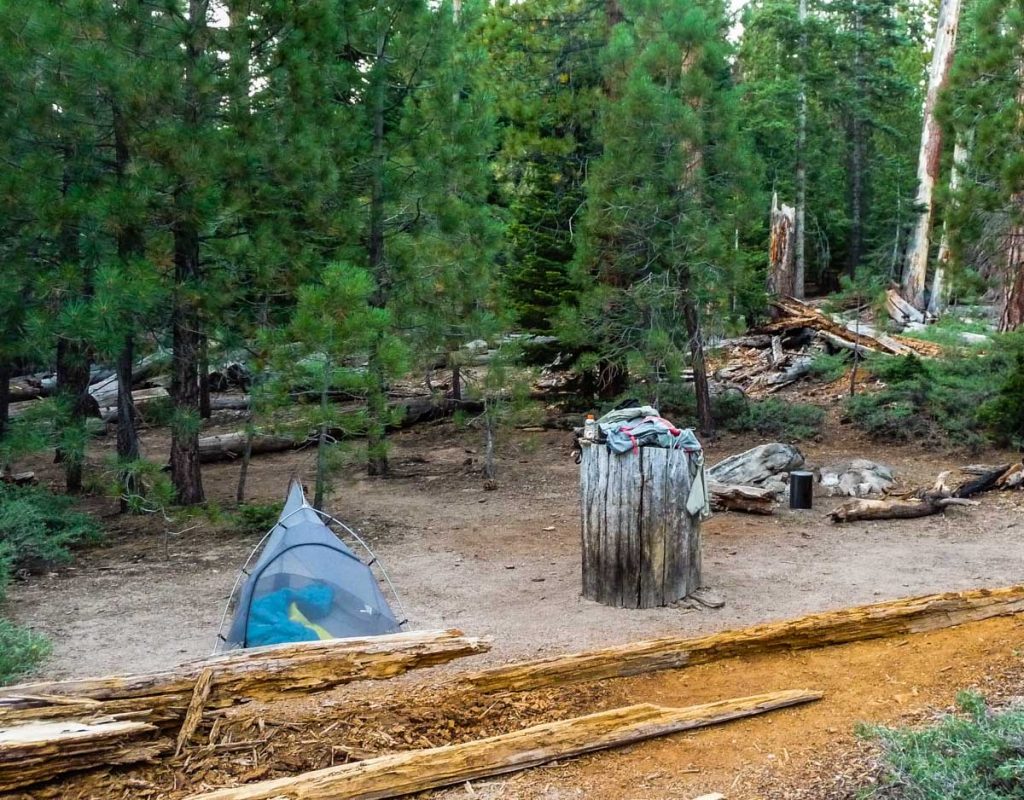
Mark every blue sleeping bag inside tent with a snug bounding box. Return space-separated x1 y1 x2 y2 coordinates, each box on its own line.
246 583 336 647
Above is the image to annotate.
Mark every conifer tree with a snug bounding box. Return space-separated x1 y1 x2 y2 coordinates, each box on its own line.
571 0 758 434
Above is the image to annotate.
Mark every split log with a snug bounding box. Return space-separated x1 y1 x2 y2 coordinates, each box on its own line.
829 496 977 522
707 444 804 488
0 719 164 792
0 630 490 729
886 288 927 326
458 584 1024 694
185 690 821 800
580 444 701 608
708 482 775 515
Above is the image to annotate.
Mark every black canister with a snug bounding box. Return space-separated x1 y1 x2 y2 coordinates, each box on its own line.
789 470 814 509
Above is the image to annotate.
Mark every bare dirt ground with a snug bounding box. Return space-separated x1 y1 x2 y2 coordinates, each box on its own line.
4 405 1024 798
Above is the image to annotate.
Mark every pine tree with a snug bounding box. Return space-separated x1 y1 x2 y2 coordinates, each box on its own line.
945 0 1024 331
571 0 759 434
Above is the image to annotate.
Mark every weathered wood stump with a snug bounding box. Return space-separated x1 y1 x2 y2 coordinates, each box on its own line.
580 444 701 609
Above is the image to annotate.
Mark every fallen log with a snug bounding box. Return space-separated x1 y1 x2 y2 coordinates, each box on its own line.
829 496 977 522
0 630 490 729
954 464 1014 498
98 387 169 422
198 397 485 463
185 690 821 800
759 297 920 357
458 584 1024 694
708 482 776 515
0 719 164 792
886 287 927 326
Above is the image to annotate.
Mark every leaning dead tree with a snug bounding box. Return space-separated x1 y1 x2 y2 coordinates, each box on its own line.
767 192 796 297
901 0 963 310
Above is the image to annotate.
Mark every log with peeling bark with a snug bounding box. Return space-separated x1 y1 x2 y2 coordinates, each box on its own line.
198 397 485 463
0 630 490 730
0 719 165 792
829 496 977 522
185 690 821 800
458 585 1024 694
708 482 776 515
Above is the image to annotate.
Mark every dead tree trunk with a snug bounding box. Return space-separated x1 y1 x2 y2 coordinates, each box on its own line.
794 0 808 299
0 360 9 442
929 136 968 316
902 0 963 308
580 444 701 608
767 192 796 296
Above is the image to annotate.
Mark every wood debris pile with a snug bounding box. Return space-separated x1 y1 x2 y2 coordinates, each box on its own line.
710 296 943 398
830 461 1023 522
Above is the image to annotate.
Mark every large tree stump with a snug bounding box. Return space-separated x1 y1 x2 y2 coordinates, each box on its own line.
580 444 701 609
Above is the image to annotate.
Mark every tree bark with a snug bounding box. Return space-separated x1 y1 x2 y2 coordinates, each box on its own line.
235 428 254 504
902 0 963 308
794 0 807 298
0 360 9 442
767 192 796 295
929 136 968 315
460 584 1024 694
184 691 820 800
366 27 390 478
847 112 866 277
115 338 140 512
682 296 713 437
580 444 701 608
169 0 208 505
198 335 212 419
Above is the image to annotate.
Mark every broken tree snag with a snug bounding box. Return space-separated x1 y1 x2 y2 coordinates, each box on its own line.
459 585 1024 694
902 0 963 309
0 719 164 792
767 193 796 297
0 630 490 728
580 443 701 609
708 482 775 515
185 690 822 800
828 496 977 522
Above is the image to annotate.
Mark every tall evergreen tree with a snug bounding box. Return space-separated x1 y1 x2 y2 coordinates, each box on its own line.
571 0 759 434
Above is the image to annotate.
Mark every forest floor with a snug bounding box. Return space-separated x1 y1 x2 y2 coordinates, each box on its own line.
5 400 1024 798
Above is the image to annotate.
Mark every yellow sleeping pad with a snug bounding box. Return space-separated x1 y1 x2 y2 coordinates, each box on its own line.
288 602 333 640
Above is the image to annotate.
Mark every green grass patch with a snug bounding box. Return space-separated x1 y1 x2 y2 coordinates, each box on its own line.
0 620 51 685
900 315 993 350
861 691 1024 799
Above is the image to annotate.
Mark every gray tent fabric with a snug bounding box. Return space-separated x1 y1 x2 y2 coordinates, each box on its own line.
221 481 400 649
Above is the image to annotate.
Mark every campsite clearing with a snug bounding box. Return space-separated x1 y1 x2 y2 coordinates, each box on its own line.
4 416 1024 798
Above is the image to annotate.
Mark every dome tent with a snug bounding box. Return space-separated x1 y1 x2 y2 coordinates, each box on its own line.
217 480 404 651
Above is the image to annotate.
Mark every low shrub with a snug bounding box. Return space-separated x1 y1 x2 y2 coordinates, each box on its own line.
848 332 1024 449
862 691 1024 799
0 620 51 685
234 502 284 536
0 483 102 600
658 384 824 441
